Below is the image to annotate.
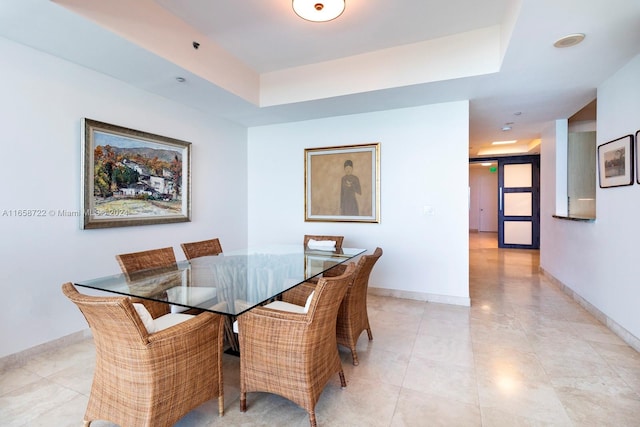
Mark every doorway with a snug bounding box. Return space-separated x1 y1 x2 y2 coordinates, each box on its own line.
498 156 540 249
469 155 540 249
469 163 498 233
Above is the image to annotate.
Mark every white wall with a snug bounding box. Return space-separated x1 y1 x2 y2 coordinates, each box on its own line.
247 103 470 305
540 53 640 343
0 37 248 358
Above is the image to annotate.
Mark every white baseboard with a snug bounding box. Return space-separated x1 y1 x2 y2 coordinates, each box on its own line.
0 329 91 372
368 286 471 307
540 267 640 353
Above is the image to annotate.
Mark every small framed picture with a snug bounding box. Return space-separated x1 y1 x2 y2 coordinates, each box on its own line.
597 134 633 188
304 143 380 223
636 130 640 184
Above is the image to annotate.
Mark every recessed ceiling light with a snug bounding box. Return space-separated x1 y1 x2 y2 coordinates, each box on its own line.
501 126 512 131
492 140 517 145
554 33 585 48
176 77 186 83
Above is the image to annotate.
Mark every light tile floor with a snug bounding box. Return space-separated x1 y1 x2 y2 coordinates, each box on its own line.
2 233 640 426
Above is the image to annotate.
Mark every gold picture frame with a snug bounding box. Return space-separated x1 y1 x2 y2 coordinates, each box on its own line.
81 118 191 229
305 143 380 223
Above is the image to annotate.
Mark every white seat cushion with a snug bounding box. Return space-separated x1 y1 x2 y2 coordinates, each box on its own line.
132 303 193 333
304 291 315 312
307 239 336 251
263 291 314 314
234 292 314 334
154 313 194 332
263 300 306 313
133 303 157 333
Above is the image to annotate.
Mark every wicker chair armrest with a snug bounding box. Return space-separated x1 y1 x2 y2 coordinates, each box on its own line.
322 263 347 277
280 282 316 306
238 306 309 342
245 305 309 323
147 311 221 344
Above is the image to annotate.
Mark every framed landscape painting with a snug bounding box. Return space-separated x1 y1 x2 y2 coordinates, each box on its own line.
597 134 633 188
305 143 380 223
81 118 191 229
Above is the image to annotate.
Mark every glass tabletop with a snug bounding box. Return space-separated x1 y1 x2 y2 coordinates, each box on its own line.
75 244 366 316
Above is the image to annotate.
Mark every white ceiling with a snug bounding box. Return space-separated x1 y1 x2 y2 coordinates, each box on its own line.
155 0 509 73
2 0 639 157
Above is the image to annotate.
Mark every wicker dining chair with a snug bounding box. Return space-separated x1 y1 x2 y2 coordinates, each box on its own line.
180 238 223 260
304 235 345 282
115 246 178 276
336 247 382 365
283 247 383 366
303 234 344 249
115 247 179 317
238 263 357 427
61 282 225 427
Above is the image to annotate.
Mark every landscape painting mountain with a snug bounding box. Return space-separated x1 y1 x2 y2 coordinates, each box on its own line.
81 119 191 229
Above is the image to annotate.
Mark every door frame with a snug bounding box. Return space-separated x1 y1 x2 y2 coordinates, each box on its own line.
469 155 540 249
478 170 498 232
497 155 540 249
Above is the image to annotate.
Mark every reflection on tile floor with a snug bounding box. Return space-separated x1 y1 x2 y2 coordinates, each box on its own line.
2 233 639 426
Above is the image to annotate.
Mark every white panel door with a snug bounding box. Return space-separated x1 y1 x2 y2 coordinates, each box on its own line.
479 171 498 232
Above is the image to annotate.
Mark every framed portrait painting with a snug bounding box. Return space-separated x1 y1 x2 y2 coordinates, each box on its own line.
597 134 633 188
305 143 380 223
81 118 191 229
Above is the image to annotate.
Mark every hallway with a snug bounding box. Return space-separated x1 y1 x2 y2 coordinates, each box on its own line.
468 232 640 425
1 240 639 425
469 231 498 249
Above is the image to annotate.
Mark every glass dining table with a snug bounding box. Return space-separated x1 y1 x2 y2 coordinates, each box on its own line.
75 244 366 353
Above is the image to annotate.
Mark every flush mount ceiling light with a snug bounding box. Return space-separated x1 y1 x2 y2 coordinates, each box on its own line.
553 33 585 48
293 0 345 22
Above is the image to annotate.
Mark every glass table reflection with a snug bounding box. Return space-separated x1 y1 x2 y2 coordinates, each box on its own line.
76 243 363 309
75 244 365 353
